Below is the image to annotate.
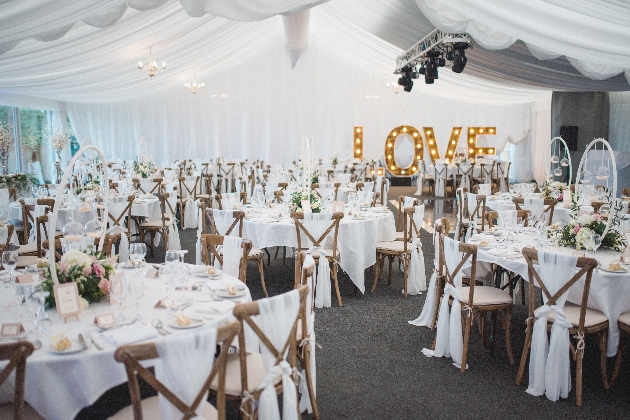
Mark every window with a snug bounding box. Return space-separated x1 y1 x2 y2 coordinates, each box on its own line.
20 108 48 166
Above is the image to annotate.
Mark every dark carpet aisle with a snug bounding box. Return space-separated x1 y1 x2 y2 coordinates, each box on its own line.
78 187 630 420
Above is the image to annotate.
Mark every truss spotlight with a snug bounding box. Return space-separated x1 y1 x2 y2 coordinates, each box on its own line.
426 59 438 80
452 49 467 73
404 81 413 92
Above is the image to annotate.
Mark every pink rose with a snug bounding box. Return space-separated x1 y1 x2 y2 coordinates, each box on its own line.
574 225 581 234
82 265 92 276
58 262 68 273
90 255 97 263
98 278 109 294
93 263 105 278
593 213 601 221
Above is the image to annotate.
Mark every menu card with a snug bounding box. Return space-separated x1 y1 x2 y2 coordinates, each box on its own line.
53 282 81 322
332 201 345 213
155 297 174 308
301 200 312 213
16 273 34 284
1 323 25 337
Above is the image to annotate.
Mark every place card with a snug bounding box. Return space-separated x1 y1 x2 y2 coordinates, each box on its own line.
155 296 174 308
1 323 25 337
332 201 345 213
16 273 34 284
109 273 125 306
301 200 312 213
94 313 117 329
53 282 81 322
145 267 159 279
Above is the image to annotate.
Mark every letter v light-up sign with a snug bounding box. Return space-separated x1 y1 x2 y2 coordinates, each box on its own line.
383 125 497 176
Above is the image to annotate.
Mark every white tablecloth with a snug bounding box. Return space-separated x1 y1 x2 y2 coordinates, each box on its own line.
0 265 250 420
471 231 630 357
242 208 396 293
485 197 572 224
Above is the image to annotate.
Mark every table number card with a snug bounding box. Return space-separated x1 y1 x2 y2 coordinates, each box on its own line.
109 273 125 305
1 323 25 337
17 273 34 284
145 267 159 279
332 201 345 213
94 313 117 329
301 200 312 213
155 297 174 308
53 282 81 322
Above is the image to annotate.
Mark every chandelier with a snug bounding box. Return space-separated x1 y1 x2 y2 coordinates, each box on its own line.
138 46 165 78
184 73 205 94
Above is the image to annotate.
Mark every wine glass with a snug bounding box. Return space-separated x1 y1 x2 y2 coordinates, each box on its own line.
590 233 602 255
127 276 145 320
129 243 147 271
165 250 180 265
32 290 52 328
527 212 536 228
599 204 610 217
110 275 128 321
2 251 17 287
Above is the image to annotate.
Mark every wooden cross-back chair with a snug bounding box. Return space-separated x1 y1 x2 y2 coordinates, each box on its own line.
471 183 498 195
436 236 514 373
0 341 36 420
497 161 511 191
178 176 200 228
427 218 449 330
8 188 17 202
210 286 308 419
0 224 14 255
19 198 54 248
213 192 246 210
138 192 178 256
455 163 474 190
106 195 134 249
133 177 162 195
291 212 344 306
476 162 495 185
112 321 240 420
397 196 418 233
485 209 531 229
512 197 556 226
372 207 423 297
456 191 486 241
200 234 252 283
515 247 606 406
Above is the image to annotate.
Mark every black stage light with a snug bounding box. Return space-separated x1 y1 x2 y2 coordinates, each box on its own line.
404 81 413 92
452 49 467 73
437 57 446 67
424 75 434 84
426 59 438 80
418 64 426 75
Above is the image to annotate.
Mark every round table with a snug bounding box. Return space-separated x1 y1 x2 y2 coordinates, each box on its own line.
241 206 396 293
0 264 251 420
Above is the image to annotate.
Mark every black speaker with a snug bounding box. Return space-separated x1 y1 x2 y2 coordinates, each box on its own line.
560 126 578 151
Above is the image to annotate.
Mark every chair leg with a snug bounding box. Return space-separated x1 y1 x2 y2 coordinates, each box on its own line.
402 256 409 298
303 348 320 420
515 318 534 385
431 279 442 331
371 254 380 293
257 256 268 298
479 312 486 347
504 307 514 365
332 262 342 307
611 330 624 388
519 278 525 305
599 329 609 389
461 313 472 373
576 343 584 406
387 255 394 284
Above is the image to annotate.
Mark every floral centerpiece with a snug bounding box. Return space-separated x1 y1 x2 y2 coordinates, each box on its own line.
0 123 14 173
215 157 224 166
541 180 566 200
0 173 38 195
332 156 338 165
39 248 116 308
133 160 155 178
289 189 322 213
556 190 626 251
45 129 71 156
311 170 319 184
76 177 101 195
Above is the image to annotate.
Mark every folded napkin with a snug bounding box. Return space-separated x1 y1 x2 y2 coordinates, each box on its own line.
99 324 159 347
487 248 521 258
195 300 236 315
469 234 495 242
205 277 246 291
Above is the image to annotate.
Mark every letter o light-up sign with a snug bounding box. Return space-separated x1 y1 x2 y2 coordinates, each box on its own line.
384 126 423 176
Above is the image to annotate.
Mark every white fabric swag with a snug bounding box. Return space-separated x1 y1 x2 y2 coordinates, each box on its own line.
218 235 242 278
0 189 9 221
526 251 577 402
521 197 544 216
155 328 218 420
106 200 130 263
405 205 426 296
298 254 317 414
434 164 446 198
302 213 332 308
421 236 469 370
212 209 236 236
403 196 416 209
27 205 47 244
409 220 442 327
478 183 492 196
255 289 301 420
183 194 197 229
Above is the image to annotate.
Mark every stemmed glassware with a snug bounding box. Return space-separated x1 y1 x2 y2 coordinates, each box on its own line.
127 276 145 320
109 274 128 321
589 233 602 255
2 250 17 287
165 250 180 265
129 243 147 271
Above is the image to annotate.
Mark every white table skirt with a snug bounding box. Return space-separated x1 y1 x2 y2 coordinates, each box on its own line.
242 210 396 293
471 231 630 357
0 265 251 420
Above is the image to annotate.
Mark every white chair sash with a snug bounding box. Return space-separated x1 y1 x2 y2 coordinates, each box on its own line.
466 192 477 219
298 254 317 414
421 236 469 369
406 205 426 295
478 183 492 196
212 209 236 236
526 251 577 402
303 213 332 308
522 197 544 216
409 225 440 327
220 235 242 278
28 205 47 244
403 196 416 209
0 189 9 221
183 195 197 229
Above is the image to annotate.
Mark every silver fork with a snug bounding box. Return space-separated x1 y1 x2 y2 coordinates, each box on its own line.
85 331 104 351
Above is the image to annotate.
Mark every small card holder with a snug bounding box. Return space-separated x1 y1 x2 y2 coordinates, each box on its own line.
1 323 25 337
155 297 174 308
332 201 345 213
53 282 81 323
17 274 34 284
109 273 125 306
94 313 117 329
145 267 159 279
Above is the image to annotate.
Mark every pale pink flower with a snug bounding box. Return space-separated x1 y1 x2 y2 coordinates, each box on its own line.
93 263 105 278
593 213 602 221
97 278 109 294
82 265 92 276
574 225 582 234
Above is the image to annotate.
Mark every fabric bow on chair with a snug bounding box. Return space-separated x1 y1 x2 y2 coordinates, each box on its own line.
183 194 197 229
303 213 332 308
406 206 426 295
409 221 442 328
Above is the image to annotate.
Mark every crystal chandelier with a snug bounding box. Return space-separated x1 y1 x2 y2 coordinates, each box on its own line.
138 46 165 78
184 73 205 94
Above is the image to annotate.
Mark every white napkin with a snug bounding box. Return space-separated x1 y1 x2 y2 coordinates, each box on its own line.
204 277 246 291
478 184 492 196
487 248 520 258
155 329 217 419
99 324 159 347
195 300 236 315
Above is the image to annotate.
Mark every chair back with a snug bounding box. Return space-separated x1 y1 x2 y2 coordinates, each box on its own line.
513 197 556 225
405 205 424 241
107 195 134 233
207 209 244 237
485 209 531 228
200 234 251 281
179 176 200 200
291 212 344 254
398 196 418 231
114 322 239 420
0 341 35 420
465 192 486 230
440 235 478 307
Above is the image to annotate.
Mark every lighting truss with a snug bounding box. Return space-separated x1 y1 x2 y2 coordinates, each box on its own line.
394 29 471 74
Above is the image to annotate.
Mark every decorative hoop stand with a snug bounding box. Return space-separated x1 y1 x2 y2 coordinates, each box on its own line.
575 138 617 241
47 144 109 286
549 136 572 188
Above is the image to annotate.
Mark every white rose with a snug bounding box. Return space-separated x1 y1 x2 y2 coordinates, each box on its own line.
61 250 92 269
312 201 319 209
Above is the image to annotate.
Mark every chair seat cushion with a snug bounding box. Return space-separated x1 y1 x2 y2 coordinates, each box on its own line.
376 241 415 252
139 220 164 228
210 352 281 396
460 286 513 306
108 396 217 420
248 247 264 258
546 303 608 328
17 255 40 269
618 312 630 328
17 243 38 255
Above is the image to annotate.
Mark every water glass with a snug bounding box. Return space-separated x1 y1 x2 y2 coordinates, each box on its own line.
127 276 145 320
2 251 17 287
110 275 128 321
165 250 180 265
129 243 147 269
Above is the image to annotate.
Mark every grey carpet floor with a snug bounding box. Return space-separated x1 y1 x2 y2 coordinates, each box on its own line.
77 187 630 420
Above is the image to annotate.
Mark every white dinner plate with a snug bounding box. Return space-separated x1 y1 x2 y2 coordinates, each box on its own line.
214 289 247 299
599 266 628 273
168 318 205 329
118 261 146 269
48 340 85 355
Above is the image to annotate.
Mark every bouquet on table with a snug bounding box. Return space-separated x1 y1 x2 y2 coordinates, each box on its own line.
133 160 154 178
76 177 100 194
556 192 626 251
541 180 566 200
40 248 116 308
289 189 322 213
